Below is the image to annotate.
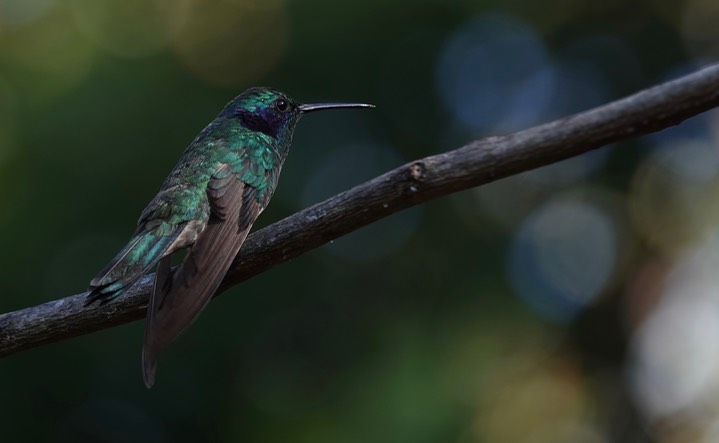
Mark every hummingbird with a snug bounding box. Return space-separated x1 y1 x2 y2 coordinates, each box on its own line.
86 87 373 388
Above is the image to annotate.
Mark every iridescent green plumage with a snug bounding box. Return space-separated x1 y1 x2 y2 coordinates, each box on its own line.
86 87 373 387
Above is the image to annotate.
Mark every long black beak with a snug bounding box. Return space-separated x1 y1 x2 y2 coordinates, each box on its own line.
299 102 375 113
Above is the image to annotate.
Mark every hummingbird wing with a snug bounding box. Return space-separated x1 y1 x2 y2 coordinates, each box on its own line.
142 163 264 388
86 187 207 305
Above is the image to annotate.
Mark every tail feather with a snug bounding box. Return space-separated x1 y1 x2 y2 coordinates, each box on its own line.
86 224 182 305
142 254 173 388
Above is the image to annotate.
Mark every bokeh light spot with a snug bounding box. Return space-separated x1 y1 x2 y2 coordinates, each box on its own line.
71 0 190 58
171 0 288 87
630 245 719 419
475 353 601 443
0 0 57 29
629 139 719 254
0 4 95 102
508 194 620 323
682 0 719 61
436 14 557 134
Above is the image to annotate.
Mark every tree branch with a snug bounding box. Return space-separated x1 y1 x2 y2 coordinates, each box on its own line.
2 64 719 357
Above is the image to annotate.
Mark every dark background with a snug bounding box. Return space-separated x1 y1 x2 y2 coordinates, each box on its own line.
1 0 719 441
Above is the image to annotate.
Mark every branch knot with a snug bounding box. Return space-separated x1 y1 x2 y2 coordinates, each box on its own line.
409 162 426 181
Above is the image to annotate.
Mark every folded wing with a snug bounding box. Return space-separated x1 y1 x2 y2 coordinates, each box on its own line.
142 163 263 388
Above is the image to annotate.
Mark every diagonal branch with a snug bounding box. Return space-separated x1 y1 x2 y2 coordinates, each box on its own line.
2 64 719 357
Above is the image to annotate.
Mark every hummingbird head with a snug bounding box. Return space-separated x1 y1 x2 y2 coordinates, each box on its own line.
221 87 374 154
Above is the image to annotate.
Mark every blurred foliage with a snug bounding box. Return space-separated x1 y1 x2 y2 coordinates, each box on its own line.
1 0 719 442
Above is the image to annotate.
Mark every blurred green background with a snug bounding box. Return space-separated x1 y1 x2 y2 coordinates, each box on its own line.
2 0 719 441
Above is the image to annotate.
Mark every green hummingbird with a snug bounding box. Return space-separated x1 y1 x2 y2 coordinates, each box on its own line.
86 87 373 388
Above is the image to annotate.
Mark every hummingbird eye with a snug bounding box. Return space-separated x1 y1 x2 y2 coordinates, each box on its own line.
274 98 289 112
